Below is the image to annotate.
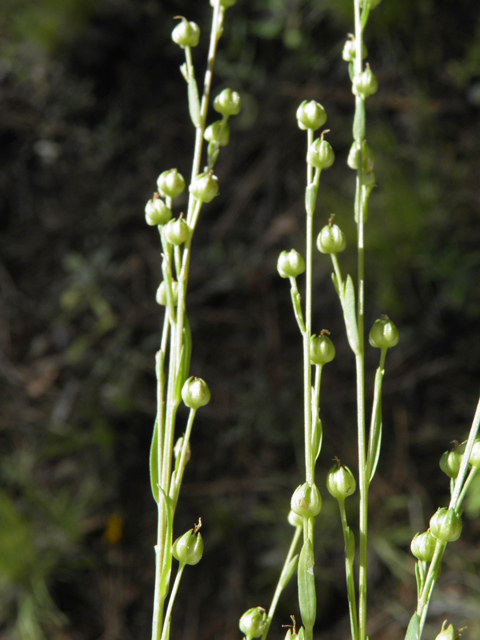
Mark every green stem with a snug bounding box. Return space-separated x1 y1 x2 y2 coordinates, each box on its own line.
161 563 186 640
450 397 480 511
339 501 359 640
456 466 478 511
170 408 197 508
416 541 446 636
261 525 303 640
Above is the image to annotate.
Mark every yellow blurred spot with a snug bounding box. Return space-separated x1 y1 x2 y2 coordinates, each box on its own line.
103 513 124 545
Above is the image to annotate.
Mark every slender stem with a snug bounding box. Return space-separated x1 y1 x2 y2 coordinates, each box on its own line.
170 408 197 507
450 397 480 511
456 467 478 511
261 525 303 640
161 564 186 640
339 501 359 640
416 541 446 636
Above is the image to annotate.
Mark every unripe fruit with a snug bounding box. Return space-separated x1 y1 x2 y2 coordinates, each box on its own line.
342 37 368 62
182 377 211 410
291 482 322 518
307 137 335 169
171 18 200 48
157 169 186 199
326 463 356 501
317 222 346 254
156 280 179 306
204 120 230 146
309 332 336 365
410 530 437 562
213 89 241 116
164 218 190 245
469 438 480 468
145 196 172 226
352 66 379 100
239 607 267 639
296 100 327 131
172 524 203 565
347 140 375 172
435 621 458 640
440 446 463 479
287 510 303 528
189 172 219 203
430 507 462 543
369 316 399 349
277 249 306 279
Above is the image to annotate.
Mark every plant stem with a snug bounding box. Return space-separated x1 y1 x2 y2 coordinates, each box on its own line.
161 563 186 640
261 525 303 640
339 501 359 640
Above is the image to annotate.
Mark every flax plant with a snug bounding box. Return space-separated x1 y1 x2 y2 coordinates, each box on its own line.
146 3 240 640
238 1 480 640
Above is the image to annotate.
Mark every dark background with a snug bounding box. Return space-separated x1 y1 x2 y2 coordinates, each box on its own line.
1 0 480 639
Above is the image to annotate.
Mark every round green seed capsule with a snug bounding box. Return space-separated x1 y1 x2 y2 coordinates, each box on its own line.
204 120 230 146
342 37 368 62
326 462 356 501
307 137 335 170
369 316 399 349
316 221 346 255
309 332 336 365
172 522 204 565
277 249 306 279
239 607 267 639
352 66 379 100
213 88 241 116
171 18 200 48
182 377 211 410
440 446 463 479
469 438 480 468
189 172 219 203
164 217 190 245
296 100 327 131
157 169 186 199
156 280 179 306
435 621 458 640
429 507 462 543
410 530 437 562
290 482 322 518
145 196 172 226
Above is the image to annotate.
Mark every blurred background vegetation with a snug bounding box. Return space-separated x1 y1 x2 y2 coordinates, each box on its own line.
1 0 480 639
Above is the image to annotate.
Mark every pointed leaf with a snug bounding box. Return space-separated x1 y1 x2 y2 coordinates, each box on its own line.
404 613 420 640
331 272 340 295
298 538 316 629
343 275 361 355
280 554 299 589
305 184 317 217
188 73 201 128
312 417 323 463
149 418 160 503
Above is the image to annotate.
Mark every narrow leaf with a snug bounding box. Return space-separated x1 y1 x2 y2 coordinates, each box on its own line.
158 486 174 599
312 418 323 463
298 538 316 629
404 613 420 640
343 275 361 355
290 287 306 334
353 99 365 142
149 418 160 503
174 345 186 405
367 384 383 484
279 554 299 589
188 73 201 128
414 562 422 598
345 526 355 565
331 272 340 295
305 184 317 217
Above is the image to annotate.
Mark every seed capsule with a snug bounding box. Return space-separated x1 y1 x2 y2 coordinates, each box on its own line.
156 280 179 306
157 169 186 199
342 37 368 62
182 377 211 410
352 66 379 100
172 523 204 565
469 438 480 468
277 249 306 279
291 482 322 518
189 172 219 203
435 621 458 640
213 89 241 116
316 222 346 255
326 462 356 501
309 332 336 365
204 120 230 146
430 507 462 543
145 197 172 226
296 100 327 131
410 530 437 562
171 18 200 48
440 445 463 479
164 218 190 245
239 607 267 639
369 316 399 349
307 137 335 170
